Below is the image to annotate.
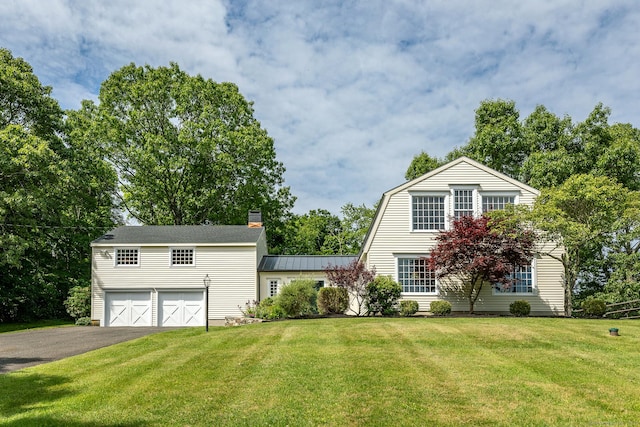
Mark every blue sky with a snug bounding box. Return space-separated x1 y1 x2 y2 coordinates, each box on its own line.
2 1 639 215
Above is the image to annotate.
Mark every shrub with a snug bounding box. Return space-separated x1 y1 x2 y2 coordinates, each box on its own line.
430 300 452 316
366 275 402 316
278 279 318 318
317 287 349 315
64 285 91 320
582 298 607 317
75 316 92 326
399 300 419 317
510 300 531 317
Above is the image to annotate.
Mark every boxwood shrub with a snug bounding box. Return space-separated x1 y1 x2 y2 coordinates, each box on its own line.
399 300 419 317
582 298 607 317
430 300 452 316
509 300 531 317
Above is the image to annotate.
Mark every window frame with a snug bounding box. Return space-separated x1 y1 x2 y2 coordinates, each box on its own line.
169 247 196 267
396 255 438 295
493 261 536 296
268 279 280 297
451 187 477 219
410 192 449 232
114 247 140 267
481 191 519 213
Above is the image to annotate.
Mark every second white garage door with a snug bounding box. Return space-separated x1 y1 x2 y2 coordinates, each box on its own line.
158 291 205 327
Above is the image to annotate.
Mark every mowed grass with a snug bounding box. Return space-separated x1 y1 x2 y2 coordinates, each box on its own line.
1 318 639 426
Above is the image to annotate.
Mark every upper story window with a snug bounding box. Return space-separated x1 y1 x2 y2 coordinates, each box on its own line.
412 195 446 230
115 248 139 266
397 257 437 294
171 248 195 266
453 189 475 218
412 189 519 231
482 195 516 213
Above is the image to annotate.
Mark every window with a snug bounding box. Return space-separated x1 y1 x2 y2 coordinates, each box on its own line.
482 195 515 213
494 265 533 294
453 189 474 218
314 280 325 291
412 195 445 230
171 248 194 266
115 248 139 266
269 279 279 297
398 257 437 293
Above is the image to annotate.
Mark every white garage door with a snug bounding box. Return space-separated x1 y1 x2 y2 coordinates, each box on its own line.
159 291 205 327
106 292 152 327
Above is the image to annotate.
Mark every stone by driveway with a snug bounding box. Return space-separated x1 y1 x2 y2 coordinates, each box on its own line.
0 326 173 374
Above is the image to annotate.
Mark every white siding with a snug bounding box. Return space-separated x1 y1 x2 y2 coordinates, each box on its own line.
258 272 328 299
361 158 565 315
92 244 260 324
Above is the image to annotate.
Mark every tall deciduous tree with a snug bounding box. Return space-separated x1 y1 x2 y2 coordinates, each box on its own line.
1 48 118 321
91 62 294 246
531 174 638 315
428 215 536 314
325 259 376 316
405 152 443 181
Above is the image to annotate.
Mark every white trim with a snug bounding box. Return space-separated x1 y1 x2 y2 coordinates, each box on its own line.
395 254 438 295
409 191 449 232
169 247 196 267
492 260 537 296
113 247 140 267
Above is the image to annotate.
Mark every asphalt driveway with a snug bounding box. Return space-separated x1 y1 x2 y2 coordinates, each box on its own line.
0 326 172 373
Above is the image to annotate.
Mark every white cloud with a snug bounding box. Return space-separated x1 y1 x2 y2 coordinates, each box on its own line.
1 0 639 215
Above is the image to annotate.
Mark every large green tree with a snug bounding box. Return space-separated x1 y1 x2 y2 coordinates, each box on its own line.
1 48 118 321
531 174 639 315
89 63 294 247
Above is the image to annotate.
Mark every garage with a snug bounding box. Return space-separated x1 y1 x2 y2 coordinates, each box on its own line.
105 292 152 327
158 291 205 327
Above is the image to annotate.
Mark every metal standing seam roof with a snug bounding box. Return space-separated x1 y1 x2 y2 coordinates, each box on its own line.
258 255 357 272
91 225 264 245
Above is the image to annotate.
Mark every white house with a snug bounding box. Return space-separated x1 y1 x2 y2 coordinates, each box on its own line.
360 156 565 315
90 157 565 326
91 223 267 327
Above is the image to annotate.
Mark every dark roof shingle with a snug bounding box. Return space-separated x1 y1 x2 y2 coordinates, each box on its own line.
91 225 264 245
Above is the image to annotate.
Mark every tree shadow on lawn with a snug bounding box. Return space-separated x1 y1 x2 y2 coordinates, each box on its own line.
0 372 146 426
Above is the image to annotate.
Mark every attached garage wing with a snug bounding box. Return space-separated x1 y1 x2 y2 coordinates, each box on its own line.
105 292 152 327
158 291 205 327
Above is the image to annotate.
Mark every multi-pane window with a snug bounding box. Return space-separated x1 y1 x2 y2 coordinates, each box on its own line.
398 257 437 293
453 189 474 218
171 248 194 266
269 280 279 297
482 195 515 213
495 265 533 294
115 248 139 266
412 195 445 230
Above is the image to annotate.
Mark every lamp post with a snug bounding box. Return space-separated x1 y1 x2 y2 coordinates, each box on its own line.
203 274 211 332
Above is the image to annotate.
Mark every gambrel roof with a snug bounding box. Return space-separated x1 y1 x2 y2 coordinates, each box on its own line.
359 156 540 256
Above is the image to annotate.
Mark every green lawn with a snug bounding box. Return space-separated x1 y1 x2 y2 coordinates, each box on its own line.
1 318 639 426
0 319 73 333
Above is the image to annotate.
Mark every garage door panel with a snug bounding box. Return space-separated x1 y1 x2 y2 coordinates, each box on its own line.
106 292 151 327
159 292 204 327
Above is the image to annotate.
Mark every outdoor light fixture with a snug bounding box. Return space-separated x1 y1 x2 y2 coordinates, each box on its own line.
203 274 211 332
